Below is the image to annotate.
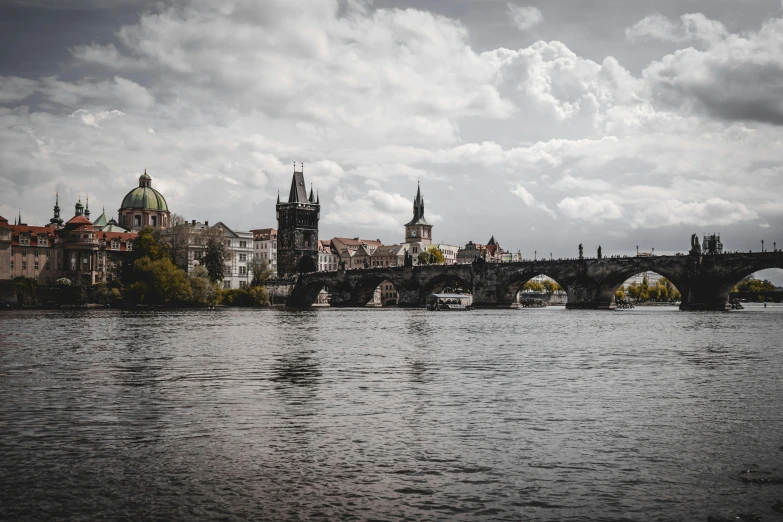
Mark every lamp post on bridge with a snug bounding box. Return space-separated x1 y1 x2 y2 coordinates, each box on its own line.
761 240 764 253
550 253 553 261
652 247 655 256
534 250 537 261
636 245 639 257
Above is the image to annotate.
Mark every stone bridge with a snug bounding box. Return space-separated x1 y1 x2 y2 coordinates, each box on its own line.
280 250 783 311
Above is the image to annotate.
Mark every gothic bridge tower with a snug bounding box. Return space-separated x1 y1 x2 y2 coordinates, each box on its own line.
276 163 319 276
404 182 432 245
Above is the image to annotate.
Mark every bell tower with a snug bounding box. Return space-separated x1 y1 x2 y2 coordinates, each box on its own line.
276 163 320 276
404 182 432 246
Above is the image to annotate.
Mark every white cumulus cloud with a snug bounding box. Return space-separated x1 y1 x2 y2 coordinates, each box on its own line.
558 196 623 224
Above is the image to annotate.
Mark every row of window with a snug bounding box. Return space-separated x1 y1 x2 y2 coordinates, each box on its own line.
10 261 41 270
222 280 249 289
16 236 49 246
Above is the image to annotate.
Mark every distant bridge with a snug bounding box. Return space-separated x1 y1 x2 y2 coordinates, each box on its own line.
269 249 783 311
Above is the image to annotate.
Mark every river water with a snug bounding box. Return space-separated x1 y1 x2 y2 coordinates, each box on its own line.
1 305 782 521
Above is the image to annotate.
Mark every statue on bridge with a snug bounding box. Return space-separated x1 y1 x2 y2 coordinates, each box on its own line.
597 245 602 259
404 249 413 268
578 243 583 259
689 233 702 256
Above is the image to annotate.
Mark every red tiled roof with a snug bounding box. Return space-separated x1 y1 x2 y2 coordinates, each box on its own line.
100 231 137 251
333 237 383 247
11 225 56 246
66 216 92 225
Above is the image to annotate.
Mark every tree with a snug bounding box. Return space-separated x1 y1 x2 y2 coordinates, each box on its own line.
417 246 445 265
521 280 545 292
615 286 625 300
202 229 227 283
130 256 193 304
249 258 273 285
122 226 167 284
163 222 191 271
170 213 186 226
541 279 562 295
188 265 219 305
734 277 776 293
639 274 650 301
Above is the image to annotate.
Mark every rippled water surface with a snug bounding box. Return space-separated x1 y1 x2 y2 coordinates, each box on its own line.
1 305 782 521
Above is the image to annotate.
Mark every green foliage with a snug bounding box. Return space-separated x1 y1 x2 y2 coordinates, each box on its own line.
90 283 122 306
541 279 562 294
734 277 776 293
521 280 545 292
163 223 191 271
249 259 273 285
615 286 625 300
417 246 446 265
202 236 226 283
188 265 220 306
55 278 72 286
130 256 193 304
220 286 269 306
123 226 167 284
625 277 680 302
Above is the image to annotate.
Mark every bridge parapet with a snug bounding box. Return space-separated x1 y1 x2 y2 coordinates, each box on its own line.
281 251 783 310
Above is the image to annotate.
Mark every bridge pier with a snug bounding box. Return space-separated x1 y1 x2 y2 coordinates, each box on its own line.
678 283 731 311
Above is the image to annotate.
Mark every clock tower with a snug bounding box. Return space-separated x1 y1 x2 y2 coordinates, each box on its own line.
404 183 432 246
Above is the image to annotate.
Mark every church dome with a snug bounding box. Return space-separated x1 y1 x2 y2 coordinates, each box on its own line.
120 170 169 211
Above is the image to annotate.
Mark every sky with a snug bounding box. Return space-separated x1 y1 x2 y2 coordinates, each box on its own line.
1 0 782 282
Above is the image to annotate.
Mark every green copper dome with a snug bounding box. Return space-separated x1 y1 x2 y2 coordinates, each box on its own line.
120 170 169 211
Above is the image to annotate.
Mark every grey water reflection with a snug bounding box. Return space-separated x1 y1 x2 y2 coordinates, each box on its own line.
1 305 783 521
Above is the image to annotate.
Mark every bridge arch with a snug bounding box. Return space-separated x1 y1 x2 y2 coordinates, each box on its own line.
716 260 783 297
419 272 473 302
350 269 401 306
289 276 346 307
596 265 685 306
499 271 568 307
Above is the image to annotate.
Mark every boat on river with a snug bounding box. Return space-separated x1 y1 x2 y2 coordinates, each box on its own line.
426 293 473 311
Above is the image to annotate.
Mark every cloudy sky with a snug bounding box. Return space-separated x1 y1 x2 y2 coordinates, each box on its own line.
1 0 782 275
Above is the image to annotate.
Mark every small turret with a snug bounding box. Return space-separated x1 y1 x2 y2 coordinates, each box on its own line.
50 193 63 225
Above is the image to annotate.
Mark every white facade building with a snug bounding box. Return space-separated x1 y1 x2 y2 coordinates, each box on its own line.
437 244 460 265
214 222 253 289
318 240 339 272
251 228 277 278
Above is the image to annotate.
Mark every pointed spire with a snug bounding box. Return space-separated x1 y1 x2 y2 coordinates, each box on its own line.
316 191 320 204
309 183 315 203
277 190 280 204
18 211 21 225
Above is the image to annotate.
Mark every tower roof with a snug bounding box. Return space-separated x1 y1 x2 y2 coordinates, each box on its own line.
92 208 110 228
288 169 308 203
405 182 430 226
